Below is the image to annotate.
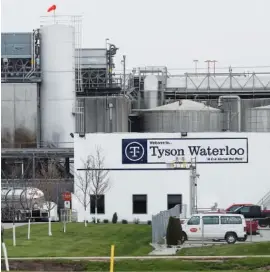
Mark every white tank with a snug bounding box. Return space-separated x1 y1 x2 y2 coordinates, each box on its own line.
40 24 75 148
245 105 270 132
143 75 160 109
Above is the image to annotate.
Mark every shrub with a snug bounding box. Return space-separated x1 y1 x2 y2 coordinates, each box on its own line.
91 217 100 224
112 212 118 224
103 219 109 224
166 216 183 247
133 218 140 224
122 219 128 224
147 220 152 225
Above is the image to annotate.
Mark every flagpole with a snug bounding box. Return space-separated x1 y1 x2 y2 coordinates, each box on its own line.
53 10 56 24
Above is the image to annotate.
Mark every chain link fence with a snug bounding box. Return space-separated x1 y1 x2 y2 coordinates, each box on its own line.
151 204 187 244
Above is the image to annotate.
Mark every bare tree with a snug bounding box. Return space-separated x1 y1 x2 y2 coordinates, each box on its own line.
89 146 110 224
75 157 92 226
75 146 110 224
37 159 61 236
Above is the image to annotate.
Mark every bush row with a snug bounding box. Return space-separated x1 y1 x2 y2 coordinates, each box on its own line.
90 213 151 225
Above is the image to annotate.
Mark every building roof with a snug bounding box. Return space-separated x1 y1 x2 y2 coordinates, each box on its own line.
146 99 220 111
253 104 270 110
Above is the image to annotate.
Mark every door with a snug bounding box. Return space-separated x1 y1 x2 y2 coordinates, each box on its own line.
202 216 220 239
185 216 202 240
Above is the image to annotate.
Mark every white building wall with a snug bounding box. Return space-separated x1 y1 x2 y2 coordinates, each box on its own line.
74 132 270 222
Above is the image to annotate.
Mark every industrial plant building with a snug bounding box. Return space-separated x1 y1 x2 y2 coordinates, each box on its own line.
1 16 270 222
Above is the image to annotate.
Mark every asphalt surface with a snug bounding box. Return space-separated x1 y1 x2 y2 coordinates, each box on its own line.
2 255 270 261
2 222 47 229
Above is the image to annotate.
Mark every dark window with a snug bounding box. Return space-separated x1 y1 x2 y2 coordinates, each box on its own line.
202 216 219 225
187 216 200 225
221 216 242 224
167 194 182 211
133 195 147 214
90 195 105 214
239 206 250 213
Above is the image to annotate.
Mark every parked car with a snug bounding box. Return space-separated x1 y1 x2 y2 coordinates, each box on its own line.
181 213 247 244
227 204 270 228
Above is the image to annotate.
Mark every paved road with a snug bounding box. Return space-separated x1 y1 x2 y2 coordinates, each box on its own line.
2 222 46 229
2 255 270 261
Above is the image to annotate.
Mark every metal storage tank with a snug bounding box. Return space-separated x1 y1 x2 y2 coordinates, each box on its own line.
245 105 270 132
75 96 130 133
40 24 75 148
142 100 223 132
1 83 38 147
143 75 160 109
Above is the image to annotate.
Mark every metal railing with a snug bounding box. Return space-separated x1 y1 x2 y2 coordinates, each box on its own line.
257 191 270 209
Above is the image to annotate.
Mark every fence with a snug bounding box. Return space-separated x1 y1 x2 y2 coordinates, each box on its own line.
151 204 187 244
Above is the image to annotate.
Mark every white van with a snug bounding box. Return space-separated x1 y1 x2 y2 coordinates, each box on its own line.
181 213 247 244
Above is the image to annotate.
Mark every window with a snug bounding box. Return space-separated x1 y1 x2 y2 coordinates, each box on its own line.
239 206 250 213
133 195 147 214
167 194 182 211
221 216 242 224
187 216 200 225
90 195 105 214
227 205 242 212
202 216 219 225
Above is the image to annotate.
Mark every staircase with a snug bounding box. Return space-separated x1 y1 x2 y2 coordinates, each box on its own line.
257 191 270 209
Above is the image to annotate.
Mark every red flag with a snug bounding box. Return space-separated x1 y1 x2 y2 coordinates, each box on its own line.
47 4 56 12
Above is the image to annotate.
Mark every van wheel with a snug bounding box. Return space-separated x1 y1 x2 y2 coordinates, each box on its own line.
181 232 187 243
225 232 237 244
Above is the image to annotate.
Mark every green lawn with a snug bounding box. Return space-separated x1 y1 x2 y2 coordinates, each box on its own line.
4 258 270 271
3 223 152 257
180 241 270 256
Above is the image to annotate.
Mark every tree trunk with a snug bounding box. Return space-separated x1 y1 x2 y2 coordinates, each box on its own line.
95 198 98 224
84 208 87 227
27 219 31 240
48 209 52 236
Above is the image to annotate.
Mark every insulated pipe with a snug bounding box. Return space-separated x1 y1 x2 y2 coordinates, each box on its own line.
218 96 241 132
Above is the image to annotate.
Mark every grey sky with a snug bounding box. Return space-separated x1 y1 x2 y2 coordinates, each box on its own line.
1 0 270 72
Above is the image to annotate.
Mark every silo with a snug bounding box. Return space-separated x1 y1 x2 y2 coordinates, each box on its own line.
40 24 75 148
142 100 223 132
143 75 160 109
245 105 270 132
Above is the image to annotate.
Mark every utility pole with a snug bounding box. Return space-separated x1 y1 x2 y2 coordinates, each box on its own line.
212 60 218 76
193 60 199 75
121 55 126 94
204 60 212 74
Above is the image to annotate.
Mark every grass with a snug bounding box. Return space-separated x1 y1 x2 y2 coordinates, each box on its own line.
179 241 270 256
4 258 270 271
3 222 152 257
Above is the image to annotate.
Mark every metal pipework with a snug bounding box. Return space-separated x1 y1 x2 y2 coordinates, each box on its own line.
218 96 241 132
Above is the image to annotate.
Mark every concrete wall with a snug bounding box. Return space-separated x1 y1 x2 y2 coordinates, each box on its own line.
73 132 270 222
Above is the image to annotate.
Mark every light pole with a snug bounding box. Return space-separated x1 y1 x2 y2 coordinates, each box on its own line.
193 60 199 75
212 60 218 76
121 55 126 94
204 60 212 74
105 38 109 50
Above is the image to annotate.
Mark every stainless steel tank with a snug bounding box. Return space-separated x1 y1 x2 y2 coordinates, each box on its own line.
75 96 131 133
143 74 160 109
1 187 45 210
1 83 38 147
245 105 270 132
142 100 223 132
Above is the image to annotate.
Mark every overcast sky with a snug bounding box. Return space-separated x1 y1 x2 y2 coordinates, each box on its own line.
1 0 269 72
